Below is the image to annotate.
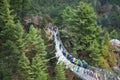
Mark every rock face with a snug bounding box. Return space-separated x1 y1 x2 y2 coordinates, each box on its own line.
110 39 120 47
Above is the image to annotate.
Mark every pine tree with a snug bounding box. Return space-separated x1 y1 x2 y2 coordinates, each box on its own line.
55 63 66 80
24 25 48 80
104 33 117 68
31 54 48 80
17 53 33 80
0 0 25 79
99 32 117 69
61 2 103 66
0 62 12 80
21 0 32 18
87 40 101 66
99 56 110 70
10 0 32 19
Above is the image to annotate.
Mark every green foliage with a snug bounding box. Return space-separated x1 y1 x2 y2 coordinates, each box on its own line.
0 63 12 80
100 32 117 69
10 0 23 20
87 40 101 66
0 0 24 79
110 30 118 39
24 25 48 80
10 0 32 19
31 54 48 80
99 56 110 70
60 2 103 66
30 0 81 18
0 1 45 79
0 0 16 41
101 14 110 27
109 11 120 29
0 0 120 79
0 0 49 79
18 53 32 80
103 32 110 45
21 0 32 16
107 0 120 6
55 63 66 80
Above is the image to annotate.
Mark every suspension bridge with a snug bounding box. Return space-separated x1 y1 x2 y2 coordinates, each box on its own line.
46 23 120 80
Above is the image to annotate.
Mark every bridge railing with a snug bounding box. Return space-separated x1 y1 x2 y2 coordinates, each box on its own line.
46 24 120 80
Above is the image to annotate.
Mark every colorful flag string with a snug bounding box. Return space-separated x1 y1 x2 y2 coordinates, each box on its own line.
52 26 100 80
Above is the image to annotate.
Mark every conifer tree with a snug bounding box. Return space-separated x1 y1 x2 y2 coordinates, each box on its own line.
61 2 103 66
17 53 32 80
103 33 117 67
99 56 110 70
87 40 101 66
99 32 117 69
24 25 48 80
55 63 66 80
31 54 48 80
10 0 32 19
0 0 25 79
0 62 12 80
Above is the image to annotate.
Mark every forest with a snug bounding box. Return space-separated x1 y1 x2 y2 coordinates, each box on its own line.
0 0 120 80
